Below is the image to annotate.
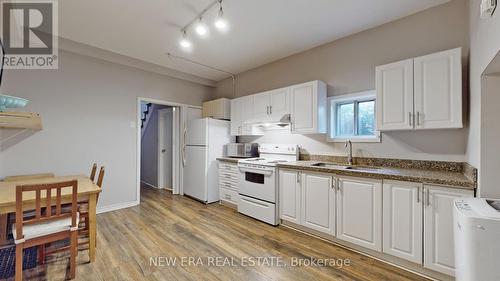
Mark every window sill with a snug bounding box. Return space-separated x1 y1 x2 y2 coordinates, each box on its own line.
327 136 381 143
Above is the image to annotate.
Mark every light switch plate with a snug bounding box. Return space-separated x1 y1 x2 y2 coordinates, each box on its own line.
481 0 497 19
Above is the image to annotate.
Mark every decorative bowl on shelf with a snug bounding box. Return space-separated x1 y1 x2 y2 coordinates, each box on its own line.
0 94 29 112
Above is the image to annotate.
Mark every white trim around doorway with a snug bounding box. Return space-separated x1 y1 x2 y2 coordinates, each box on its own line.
136 97 202 205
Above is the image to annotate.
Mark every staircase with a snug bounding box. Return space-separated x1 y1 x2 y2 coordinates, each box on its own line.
141 103 153 136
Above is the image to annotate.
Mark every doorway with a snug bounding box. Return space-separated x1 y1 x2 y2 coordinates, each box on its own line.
136 97 202 203
140 102 177 190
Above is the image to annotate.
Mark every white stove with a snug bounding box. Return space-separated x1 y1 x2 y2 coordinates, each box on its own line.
237 144 298 225
238 158 292 166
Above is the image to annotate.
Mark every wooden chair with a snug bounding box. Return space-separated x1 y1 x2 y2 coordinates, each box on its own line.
79 167 104 245
89 163 97 182
40 166 103 260
13 180 79 281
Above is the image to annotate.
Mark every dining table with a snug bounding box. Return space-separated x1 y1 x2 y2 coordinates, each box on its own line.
0 175 101 262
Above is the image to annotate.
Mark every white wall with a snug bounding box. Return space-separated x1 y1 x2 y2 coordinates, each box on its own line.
218 0 469 161
241 128 466 161
0 50 213 210
468 0 500 196
480 75 500 197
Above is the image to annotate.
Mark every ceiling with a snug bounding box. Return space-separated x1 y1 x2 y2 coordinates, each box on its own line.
59 0 450 82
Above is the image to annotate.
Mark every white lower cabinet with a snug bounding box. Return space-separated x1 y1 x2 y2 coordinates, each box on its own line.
423 185 474 276
301 172 335 235
278 169 476 277
336 176 382 251
218 162 239 205
279 170 301 224
382 181 423 263
279 170 335 235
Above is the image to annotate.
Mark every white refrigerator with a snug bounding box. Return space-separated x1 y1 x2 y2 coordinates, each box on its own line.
183 118 234 203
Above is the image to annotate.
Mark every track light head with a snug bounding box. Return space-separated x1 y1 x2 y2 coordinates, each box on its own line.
195 17 209 37
179 31 192 51
214 1 228 31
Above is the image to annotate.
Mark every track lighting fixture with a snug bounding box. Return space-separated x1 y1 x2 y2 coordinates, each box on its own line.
178 0 230 51
179 30 192 50
195 17 209 37
214 1 228 31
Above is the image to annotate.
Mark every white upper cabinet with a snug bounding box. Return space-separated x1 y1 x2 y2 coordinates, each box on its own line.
279 170 301 225
202 98 231 120
376 47 462 131
269 87 290 120
414 48 462 129
382 181 423 264
290 80 327 134
252 92 271 120
230 96 263 136
336 176 382 251
376 59 414 131
301 172 336 235
251 87 290 122
230 80 326 135
230 98 241 136
423 185 473 276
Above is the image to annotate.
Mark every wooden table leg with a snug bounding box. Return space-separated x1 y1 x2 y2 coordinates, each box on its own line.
0 214 8 246
88 194 97 262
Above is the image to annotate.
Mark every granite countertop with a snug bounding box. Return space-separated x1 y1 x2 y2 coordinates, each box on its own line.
217 157 241 163
277 161 476 189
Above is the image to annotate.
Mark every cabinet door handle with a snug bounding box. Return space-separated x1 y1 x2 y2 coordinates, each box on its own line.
409 112 413 126
331 177 335 189
297 173 301 184
270 106 272 114
267 106 270 115
417 112 420 126
416 187 420 203
426 189 430 206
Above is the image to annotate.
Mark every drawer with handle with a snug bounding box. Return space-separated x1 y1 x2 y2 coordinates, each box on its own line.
219 171 238 179
220 188 238 204
219 180 237 191
219 163 239 172
218 167 238 175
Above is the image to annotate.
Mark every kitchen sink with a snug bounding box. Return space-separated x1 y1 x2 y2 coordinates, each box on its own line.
310 163 349 169
310 162 380 172
344 166 380 172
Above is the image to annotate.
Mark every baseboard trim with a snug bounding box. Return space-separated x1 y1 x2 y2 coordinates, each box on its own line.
97 200 139 214
140 180 159 189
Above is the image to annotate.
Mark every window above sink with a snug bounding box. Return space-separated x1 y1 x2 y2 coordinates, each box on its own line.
327 90 381 143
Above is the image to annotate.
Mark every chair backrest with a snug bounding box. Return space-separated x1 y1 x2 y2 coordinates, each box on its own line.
96 167 105 202
96 167 105 188
15 180 78 241
90 163 97 182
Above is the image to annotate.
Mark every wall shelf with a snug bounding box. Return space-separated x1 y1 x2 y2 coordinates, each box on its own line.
0 112 42 130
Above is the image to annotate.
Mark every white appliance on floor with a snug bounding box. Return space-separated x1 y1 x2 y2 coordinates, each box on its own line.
454 198 500 281
237 144 298 225
183 118 234 203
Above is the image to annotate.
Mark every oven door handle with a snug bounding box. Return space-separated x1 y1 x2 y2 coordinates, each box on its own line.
240 196 270 208
238 167 274 176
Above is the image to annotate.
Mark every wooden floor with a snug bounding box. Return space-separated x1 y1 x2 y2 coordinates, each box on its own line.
4 186 430 281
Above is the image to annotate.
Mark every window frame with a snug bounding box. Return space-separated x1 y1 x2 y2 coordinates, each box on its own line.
327 90 381 143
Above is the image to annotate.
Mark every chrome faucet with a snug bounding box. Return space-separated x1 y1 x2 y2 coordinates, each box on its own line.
345 140 353 166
